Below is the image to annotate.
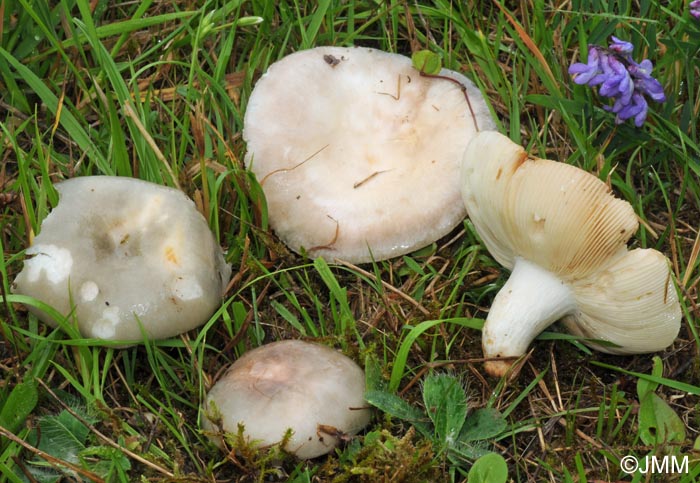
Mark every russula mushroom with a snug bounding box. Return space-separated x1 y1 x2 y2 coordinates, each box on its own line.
12 176 231 344
202 340 370 459
243 46 496 263
460 131 681 377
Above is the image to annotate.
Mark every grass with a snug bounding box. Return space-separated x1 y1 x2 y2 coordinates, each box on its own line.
1 0 699 481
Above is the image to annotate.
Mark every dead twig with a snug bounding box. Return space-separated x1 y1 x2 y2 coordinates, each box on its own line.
36 378 175 478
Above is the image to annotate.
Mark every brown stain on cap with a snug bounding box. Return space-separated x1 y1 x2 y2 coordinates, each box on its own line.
511 152 529 174
164 246 179 266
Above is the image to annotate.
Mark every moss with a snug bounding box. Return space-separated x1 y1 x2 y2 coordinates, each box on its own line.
320 427 440 483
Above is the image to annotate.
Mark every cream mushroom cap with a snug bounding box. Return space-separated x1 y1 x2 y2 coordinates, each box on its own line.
12 176 232 344
244 46 496 263
461 131 681 377
202 340 371 459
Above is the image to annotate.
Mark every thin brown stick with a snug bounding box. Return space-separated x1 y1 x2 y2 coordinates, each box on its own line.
36 378 175 478
0 425 106 482
377 74 403 100
419 70 479 131
220 280 273 356
309 215 340 252
353 170 390 189
259 144 329 186
335 260 431 316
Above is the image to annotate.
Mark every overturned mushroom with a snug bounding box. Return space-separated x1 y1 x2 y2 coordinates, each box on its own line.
460 131 681 377
12 176 231 344
243 46 496 263
202 340 371 459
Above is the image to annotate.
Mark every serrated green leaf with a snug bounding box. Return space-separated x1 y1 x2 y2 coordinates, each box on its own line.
423 373 467 446
364 389 431 437
364 353 387 392
411 50 442 75
468 452 509 483
35 410 90 463
459 408 507 442
448 442 492 461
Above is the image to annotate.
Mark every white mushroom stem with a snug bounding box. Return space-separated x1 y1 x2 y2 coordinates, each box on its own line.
483 257 577 377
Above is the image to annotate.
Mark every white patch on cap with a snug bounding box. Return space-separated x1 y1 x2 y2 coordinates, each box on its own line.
24 244 73 284
171 276 203 301
91 306 121 339
79 281 99 302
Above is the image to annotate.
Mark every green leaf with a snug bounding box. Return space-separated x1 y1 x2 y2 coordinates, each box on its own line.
364 353 387 392
0 379 38 435
364 389 431 437
637 355 663 399
459 408 507 442
411 50 442 75
34 410 90 464
422 373 467 446
81 444 132 474
468 452 509 483
638 391 686 449
448 442 492 461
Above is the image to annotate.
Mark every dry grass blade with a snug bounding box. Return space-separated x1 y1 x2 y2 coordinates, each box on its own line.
121 102 180 189
36 379 176 479
0 425 106 483
682 226 700 289
336 259 430 316
491 0 557 86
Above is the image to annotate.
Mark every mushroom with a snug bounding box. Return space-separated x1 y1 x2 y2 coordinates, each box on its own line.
243 46 496 263
202 340 371 459
12 176 231 344
460 131 681 377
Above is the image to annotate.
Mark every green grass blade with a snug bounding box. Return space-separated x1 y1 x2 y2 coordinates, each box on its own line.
0 47 110 172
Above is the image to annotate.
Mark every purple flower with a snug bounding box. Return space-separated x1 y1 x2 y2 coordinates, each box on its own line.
628 60 666 102
691 0 700 19
568 36 665 127
569 47 601 85
608 36 634 56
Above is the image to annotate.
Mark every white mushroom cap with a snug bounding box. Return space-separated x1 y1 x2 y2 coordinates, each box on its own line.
202 340 371 459
12 176 232 344
244 46 496 263
461 131 681 377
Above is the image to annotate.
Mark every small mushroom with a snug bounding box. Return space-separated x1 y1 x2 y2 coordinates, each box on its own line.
243 46 496 263
202 340 371 459
12 176 231 344
460 131 681 377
